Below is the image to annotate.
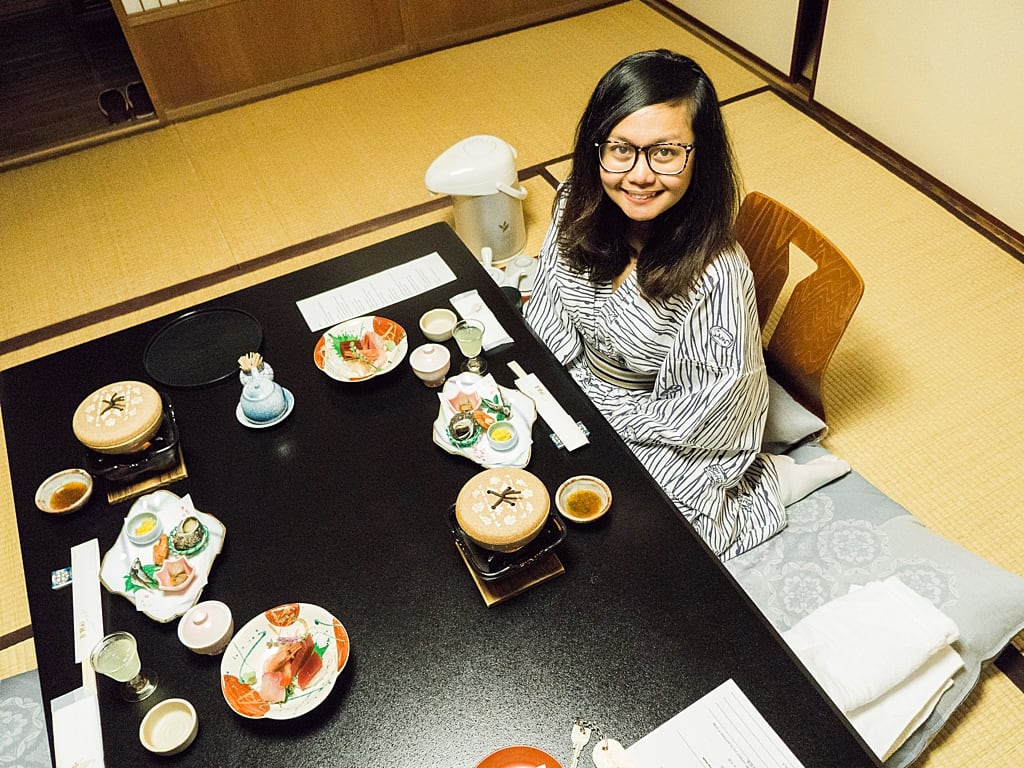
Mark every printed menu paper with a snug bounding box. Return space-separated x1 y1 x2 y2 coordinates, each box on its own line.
626 679 806 768
297 252 457 332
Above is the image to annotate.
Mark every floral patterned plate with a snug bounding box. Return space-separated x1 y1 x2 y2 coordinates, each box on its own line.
221 603 350 720
313 315 407 382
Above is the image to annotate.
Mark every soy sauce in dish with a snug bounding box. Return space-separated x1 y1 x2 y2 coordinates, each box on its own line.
50 481 88 511
566 489 603 520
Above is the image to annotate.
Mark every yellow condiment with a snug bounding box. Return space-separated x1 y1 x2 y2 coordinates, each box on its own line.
135 518 156 536
491 426 513 442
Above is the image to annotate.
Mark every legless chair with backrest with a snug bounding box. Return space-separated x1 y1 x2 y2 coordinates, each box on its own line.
734 192 865 422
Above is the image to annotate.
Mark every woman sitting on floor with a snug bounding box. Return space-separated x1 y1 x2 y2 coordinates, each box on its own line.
524 49 849 558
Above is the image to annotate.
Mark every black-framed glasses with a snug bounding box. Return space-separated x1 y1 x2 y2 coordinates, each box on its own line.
595 141 695 175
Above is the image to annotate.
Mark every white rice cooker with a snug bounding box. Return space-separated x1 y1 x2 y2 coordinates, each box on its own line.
425 135 527 265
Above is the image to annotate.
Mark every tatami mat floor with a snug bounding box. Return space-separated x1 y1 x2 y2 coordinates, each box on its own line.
2 2 1023 766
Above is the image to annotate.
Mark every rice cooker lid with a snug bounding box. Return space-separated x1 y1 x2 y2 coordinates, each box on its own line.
455 467 549 549
72 380 163 453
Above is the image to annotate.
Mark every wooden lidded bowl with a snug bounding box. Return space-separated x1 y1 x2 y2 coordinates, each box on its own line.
72 380 164 455
455 467 550 553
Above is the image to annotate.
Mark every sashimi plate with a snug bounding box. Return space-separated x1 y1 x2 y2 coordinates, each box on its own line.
221 602 350 720
313 315 407 382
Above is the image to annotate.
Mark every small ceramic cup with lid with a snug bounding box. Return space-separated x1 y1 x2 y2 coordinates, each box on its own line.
178 600 234 655
409 343 451 387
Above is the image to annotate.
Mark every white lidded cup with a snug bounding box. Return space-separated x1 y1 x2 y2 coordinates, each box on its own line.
409 343 451 388
177 600 234 655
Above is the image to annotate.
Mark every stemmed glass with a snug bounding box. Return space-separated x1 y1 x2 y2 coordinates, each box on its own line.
452 319 487 374
90 631 158 701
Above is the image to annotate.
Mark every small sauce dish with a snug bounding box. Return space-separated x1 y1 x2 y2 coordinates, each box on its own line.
555 475 612 523
125 509 163 546
139 698 198 755
178 600 234 655
35 468 93 514
419 308 458 342
156 556 195 592
486 421 518 452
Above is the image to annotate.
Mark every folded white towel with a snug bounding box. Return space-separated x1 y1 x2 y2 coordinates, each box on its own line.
783 576 960 712
848 644 963 760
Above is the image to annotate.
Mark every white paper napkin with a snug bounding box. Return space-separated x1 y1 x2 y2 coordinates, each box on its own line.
52 687 105 768
449 289 514 351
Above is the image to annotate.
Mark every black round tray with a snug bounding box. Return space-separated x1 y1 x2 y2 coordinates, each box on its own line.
143 307 263 388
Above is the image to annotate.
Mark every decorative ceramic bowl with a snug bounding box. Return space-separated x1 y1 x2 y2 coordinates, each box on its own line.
139 698 198 755
35 468 93 514
419 308 458 342
178 600 234 655
555 475 612 523
156 556 196 592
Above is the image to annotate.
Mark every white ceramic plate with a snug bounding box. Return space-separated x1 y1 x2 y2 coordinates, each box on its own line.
313 316 407 382
99 491 225 623
221 603 350 720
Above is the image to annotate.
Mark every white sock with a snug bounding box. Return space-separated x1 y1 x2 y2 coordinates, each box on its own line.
769 453 852 506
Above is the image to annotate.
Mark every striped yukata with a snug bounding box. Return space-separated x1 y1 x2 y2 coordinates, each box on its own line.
524 211 785 560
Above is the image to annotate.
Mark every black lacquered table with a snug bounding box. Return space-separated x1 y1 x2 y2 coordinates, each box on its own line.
1 223 880 767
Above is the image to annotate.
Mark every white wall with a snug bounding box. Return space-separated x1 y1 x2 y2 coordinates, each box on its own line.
814 0 1024 234
664 0 801 75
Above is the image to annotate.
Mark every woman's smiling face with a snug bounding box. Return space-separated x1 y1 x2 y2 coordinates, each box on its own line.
599 101 695 223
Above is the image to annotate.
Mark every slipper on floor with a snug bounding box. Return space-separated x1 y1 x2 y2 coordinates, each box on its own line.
126 81 155 119
98 88 130 124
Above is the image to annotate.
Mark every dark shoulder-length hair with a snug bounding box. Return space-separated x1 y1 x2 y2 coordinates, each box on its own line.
557 49 742 301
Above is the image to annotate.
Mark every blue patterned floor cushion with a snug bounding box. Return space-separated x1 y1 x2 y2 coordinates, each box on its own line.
727 444 1024 767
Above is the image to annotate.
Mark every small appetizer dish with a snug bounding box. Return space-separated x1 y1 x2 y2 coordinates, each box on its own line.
486 420 519 452
156 556 196 592
555 475 612 524
169 515 209 556
139 698 198 755
35 468 93 514
125 509 162 546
